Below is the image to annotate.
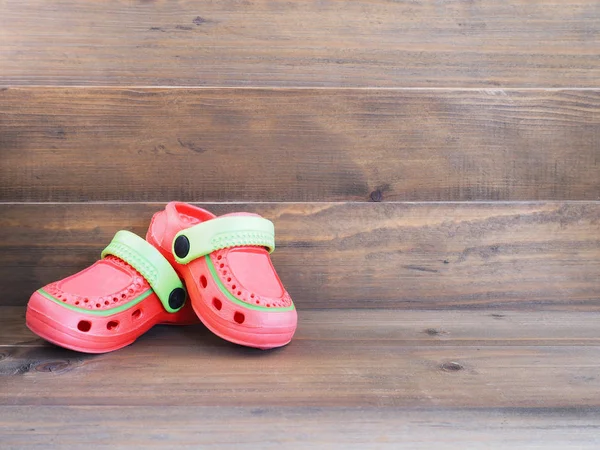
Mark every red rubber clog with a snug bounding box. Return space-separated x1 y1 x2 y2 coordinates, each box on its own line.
146 202 297 349
26 230 198 353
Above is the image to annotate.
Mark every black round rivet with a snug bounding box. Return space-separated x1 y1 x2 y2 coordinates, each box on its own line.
174 235 190 258
168 288 186 310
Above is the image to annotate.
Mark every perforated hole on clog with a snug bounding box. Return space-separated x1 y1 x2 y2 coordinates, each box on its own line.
234 312 245 324
77 321 92 332
200 275 208 289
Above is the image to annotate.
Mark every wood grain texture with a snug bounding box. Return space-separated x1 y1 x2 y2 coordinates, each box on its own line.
3 308 600 448
1 0 599 87
2 308 600 409
5 307 600 347
1 88 599 202
2 1 598 447
1 202 599 309
1 406 600 449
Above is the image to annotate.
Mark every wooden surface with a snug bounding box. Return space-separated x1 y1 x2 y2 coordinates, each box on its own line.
2 406 600 450
1 307 600 448
1 407 599 450
1 0 599 87
1 202 599 309
2 0 600 446
1 88 599 202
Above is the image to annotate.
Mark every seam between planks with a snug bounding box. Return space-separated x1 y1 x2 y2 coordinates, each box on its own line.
2 86 600 91
1 201 600 206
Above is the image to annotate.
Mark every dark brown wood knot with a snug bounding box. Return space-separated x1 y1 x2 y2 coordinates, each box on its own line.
441 361 464 372
34 360 71 373
425 328 442 336
370 190 383 202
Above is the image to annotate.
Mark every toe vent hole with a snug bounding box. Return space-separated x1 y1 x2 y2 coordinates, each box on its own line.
234 312 245 324
212 298 222 311
106 320 119 331
77 320 92 332
132 309 142 320
200 275 208 289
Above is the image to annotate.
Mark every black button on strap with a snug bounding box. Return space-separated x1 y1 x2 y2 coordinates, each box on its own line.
168 287 186 310
174 235 190 259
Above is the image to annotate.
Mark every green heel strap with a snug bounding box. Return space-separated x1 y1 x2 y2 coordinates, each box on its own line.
172 216 275 265
101 230 186 312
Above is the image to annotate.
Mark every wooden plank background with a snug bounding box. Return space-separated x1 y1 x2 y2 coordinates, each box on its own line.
1 0 599 87
2 0 600 447
1 88 599 202
0 2 598 309
1 202 598 309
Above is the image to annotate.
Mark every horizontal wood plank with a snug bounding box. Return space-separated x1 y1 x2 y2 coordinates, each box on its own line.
3 343 596 407
1 0 599 87
1 406 600 449
1 88 599 202
3 308 600 447
2 308 600 408
6 307 600 348
1 202 598 309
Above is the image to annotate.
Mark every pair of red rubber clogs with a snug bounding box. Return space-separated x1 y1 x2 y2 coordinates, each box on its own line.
26 202 297 353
